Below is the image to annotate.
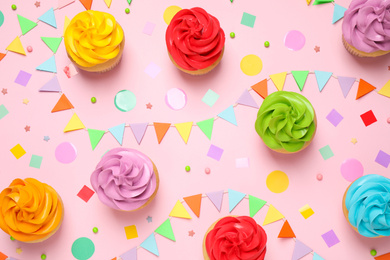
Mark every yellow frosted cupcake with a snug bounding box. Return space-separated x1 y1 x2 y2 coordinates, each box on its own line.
64 10 125 72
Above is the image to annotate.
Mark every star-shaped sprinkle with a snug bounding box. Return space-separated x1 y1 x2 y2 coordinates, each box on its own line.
16 248 23 254
43 136 50 142
25 125 30 132
34 1 40 7
314 46 320 53
1 88 7 95
146 103 152 109
146 216 152 223
23 98 29 104
351 138 357 144
188 230 195 237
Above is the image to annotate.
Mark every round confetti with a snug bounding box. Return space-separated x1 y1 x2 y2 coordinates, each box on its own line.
11 4 17 10
114 90 136 112
125 8 130 14
92 227 98 234
230 32 235 38
340 158 364 182
163 5 182 25
10 236 15 241
240 54 263 76
264 41 270 47
205 167 210 174
91 97 96 103
41 254 47 260
371 249 377 256
316 173 323 181
0 11 4 27
71 237 95 260
27 46 33 52
266 170 289 193
165 88 187 110
185 166 191 172
284 30 306 51
55 142 77 164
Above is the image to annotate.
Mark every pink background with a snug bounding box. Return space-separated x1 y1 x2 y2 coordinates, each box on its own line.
1 0 390 259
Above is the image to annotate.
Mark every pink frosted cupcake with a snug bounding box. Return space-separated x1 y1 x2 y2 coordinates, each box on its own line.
90 148 159 211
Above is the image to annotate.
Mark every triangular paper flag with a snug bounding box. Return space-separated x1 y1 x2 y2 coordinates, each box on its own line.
38 8 57 28
0 53 6 61
64 16 70 35
218 106 237 126
64 113 85 132
6 37 26 55
206 190 224 212
263 204 284 225
236 90 259 108
314 70 332 92
36 56 57 73
17 15 37 35
291 71 309 91
228 189 246 212
109 123 126 145
120 247 137 260
292 240 312 260
278 220 296 238
39 76 61 92
79 0 92 10
88 129 106 150
155 219 176 241
251 79 268 99
104 0 112 8
169 200 192 219
0 252 8 260
196 118 214 140
183 194 202 218
375 252 390 260
58 0 75 9
174 122 193 144
378 80 390 98
306 0 311 5
337 76 356 98
248 195 266 217
51 94 74 112
313 0 334 5
129 123 148 144
270 72 287 91
356 79 376 100
140 233 159 256
41 37 63 53
127 0 132 4
313 252 325 260
153 122 171 144
332 4 347 24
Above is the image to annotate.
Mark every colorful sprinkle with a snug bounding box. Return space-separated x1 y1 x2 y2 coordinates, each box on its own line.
264 41 270 47
27 46 33 52
230 32 235 38
10 236 15 241
205 167 210 174
91 97 96 103
316 173 323 181
125 8 130 14
11 4 17 10
41 254 47 260
387 117 390 124
370 249 377 256
92 227 98 234
185 166 191 172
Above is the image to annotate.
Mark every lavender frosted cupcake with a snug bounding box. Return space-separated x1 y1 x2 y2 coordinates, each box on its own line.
90 148 159 211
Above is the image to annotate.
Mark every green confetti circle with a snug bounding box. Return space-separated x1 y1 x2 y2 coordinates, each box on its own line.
71 237 95 260
0 11 4 27
114 90 136 112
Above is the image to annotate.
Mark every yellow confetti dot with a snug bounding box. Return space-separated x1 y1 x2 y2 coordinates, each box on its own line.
163 6 182 25
240 54 263 76
266 170 289 193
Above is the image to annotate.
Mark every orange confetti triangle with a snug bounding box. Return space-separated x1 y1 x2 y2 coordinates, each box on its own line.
0 53 6 62
111 258 117 260
356 79 376 100
153 122 171 144
51 94 74 112
375 252 390 260
79 0 92 9
183 194 202 218
278 220 296 238
251 79 268 99
0 252 8 260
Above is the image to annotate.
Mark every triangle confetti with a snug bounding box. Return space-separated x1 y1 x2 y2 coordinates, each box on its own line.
36 56 57 73
0 252 8 260
375 252 390 260
306 0 312 5
183 194 202 218
332 4 347 24
270 72 287 91
120 247 137 260
228 189 246 213
218 105 237 126
64 113 85 132
356 79 376 100
6 37 26 55
337 76 356 98
278 220 296 238
251 79 268 99
155 219 176 241
292 240 312 260
236 90 259 108
174 122 193 144
313 252 325 260
314 70 332 92
313 0 334 5
378 80 390 98
129 123 148 144
41 37 63 53
248 195 266 217
153 122 171 144
0 53 6 62
196 118 214 140
38 8 57 28
128 0 132 4
263 204 284 225
104 0 112 8
58 0 75 9
140 233 159 256
169 200 192 219
79 0 93 10
51 94 74 112
206 190 224 212
17 15 37 35
39 76 61 92
291 71 309 91
87 129 106 150
108 123 126 145
64 16 71 35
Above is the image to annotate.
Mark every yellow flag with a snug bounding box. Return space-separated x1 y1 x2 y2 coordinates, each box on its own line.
263 204 284 225
169 200 192 219
270 72 287 91
174 122 193 144
63 16 70 35
64 113 85 132
378 80 390 98
104 0 112 8
6 37 26 55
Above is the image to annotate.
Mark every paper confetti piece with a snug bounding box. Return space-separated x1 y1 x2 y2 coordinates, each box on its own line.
17 15 37 35
38 8 57 28
314 70 332 92
130 123 148 144
278 220 296 238
29 155 43 169
378 80 390 98
218 105 237 126
251 79 268 99
64 113 85 132
175 122 193 144
0 252 7 260
292 240 312 260
202 89 219 107
360 110 377 127
326 109 343 127
55 142 77 163
163 5 182 25
41 37 63 53
36 56 57 73
299 204 314 219
248 195 266 217
266 170 289 193
263 204 284 225
120 247 137 260
6 37 26 55
64 63 78 78
71 237 95 260
40 76 61 92
236 157 249 168
183 194 202 217
0 105 9 120
196 118 214 140
340 158 364 181
10 144 26 159
58 0 75 9
332 4 347 24
356 79 376 100
291 71 309 91
77 185 95 202
375 252 390 260
319 145 334 160
207 144 224 161
144 62 161 79
104 0 112 8
241 12 256 28
169 200 191 219
140 233 159 256
206 190 224 212
108 123 126 145
155 219 176 241
79 0 92 9
143 22 156 35
228 189 246 212
313 252 325 260
51 94 74 112
15 70 32 86
270 72 287 91
375 150 390 168
153 122 171 144
236 90 258 108
313 0 334 4
284 30 306 51
88 129 106 150
124 225 138 240
321 229 340 248
337 76 356 98
240 55 263 76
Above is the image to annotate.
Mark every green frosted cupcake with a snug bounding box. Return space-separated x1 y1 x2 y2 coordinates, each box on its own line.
255 91 317 153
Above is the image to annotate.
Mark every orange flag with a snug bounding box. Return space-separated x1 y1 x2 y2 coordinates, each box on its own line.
153 122 171 144
79 0 92 9
356 79 376 100
51 94 74 112
183 194 202 218
251 79 268 99
375 252 390 260
0 53 6 62
278 220 296 238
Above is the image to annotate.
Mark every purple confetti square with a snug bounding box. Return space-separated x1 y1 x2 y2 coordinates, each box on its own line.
143 22 156 36
144 62 161 79
207 144 224 161
375 150 390 168
326 109 343 127
14 70 32 86
321 229 340 248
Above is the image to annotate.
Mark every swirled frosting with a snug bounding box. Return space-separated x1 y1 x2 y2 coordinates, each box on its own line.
255 91 316 153
0 178 63 242
345 174 390 237
342 0 390 53
64 10 124 67
205 216 267 260
166 7 225 71
90 148 158 211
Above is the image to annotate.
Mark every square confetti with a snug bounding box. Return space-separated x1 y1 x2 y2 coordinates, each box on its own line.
375 150 390 168
14 70 32 86
241 12 256 28
29 155 43 169
299 204 314 219
319 145 334 160
63 63 78 78
207 144 224 161
321 229 340 248
77 185 95 203
124 225 138 240
143 22 156 35
10 144 26 159
360 110 377 127
144 62 161 79
202 89 219 107
0 104 9 120
326 109 343 127
236 157 249 168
